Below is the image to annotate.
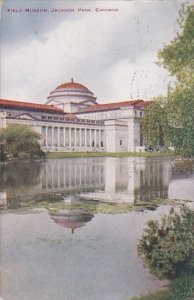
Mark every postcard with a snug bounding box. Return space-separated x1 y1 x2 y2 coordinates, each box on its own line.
0 1 193 299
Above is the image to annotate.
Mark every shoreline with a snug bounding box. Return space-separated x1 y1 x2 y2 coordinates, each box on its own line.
46 151 178 159
1 151 193 162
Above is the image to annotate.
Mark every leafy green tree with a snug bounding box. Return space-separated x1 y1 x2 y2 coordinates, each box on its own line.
166 85 194 157
142 3 194 157
141 97 168 147
0 124 45 158
158 3 194 85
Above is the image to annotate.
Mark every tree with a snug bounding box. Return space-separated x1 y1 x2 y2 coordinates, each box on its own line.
141 97 168 147
166 85 194 157
142 3 194 157
158 3 194 85
0 124 45 158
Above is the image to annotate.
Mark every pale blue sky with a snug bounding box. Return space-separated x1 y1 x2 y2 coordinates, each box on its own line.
1 0 191 103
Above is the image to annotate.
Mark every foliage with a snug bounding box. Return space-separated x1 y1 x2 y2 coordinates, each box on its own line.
0 124 45 158
141 97 168 147
138 206 194 278
158 3 194 85
143 86 194 157
166 85 194 157
142 3 194 157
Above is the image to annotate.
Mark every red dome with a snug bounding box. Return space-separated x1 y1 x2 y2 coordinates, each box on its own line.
47 78 97 106
56 81 90 92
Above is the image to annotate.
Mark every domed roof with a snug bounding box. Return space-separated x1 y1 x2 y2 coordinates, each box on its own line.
56 79 91 93
47 78 98 111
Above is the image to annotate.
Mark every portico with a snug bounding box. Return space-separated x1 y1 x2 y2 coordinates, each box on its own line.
41 123 105 152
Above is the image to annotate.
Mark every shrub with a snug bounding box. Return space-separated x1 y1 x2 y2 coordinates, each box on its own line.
138 206 194 278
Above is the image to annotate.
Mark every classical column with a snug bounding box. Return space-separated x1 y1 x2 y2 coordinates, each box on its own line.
78 129 80 148
99 130 101 148
97 129 99 148
77 128 79 148
57 127 60 148
69 128 71 147
45 126 48 147
84 129 87 148
75 128 77 148
94 130 97 148
90 129 92 148
51 127 54 147
80 129 82 148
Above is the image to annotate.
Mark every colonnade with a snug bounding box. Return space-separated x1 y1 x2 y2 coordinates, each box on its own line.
41 126 105 151
42 161 104 190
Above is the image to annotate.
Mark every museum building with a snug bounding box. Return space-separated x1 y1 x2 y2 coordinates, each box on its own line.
0 79 148 152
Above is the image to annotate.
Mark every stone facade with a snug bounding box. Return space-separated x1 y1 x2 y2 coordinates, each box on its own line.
0 80 148 152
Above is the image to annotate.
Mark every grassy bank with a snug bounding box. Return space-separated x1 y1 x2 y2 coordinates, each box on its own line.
130 272 194 300
46 151 176 159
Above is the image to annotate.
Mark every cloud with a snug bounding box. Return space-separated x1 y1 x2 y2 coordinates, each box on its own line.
0 0 187 103
1 0 86 45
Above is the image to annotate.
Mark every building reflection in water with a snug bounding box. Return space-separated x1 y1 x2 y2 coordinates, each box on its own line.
50 208 94 234
0 192 7 207
41 158 105 193
0 157 193 207
40 157 170 203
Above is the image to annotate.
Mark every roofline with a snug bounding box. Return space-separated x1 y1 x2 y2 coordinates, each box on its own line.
76 99 147 114
0 99 65 114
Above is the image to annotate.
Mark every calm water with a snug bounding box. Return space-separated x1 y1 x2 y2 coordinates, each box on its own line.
0 157 193 300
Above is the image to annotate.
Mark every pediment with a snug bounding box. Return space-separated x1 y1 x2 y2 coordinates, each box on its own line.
14 113 37 120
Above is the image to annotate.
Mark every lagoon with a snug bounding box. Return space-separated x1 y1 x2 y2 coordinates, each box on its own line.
0 157 193 300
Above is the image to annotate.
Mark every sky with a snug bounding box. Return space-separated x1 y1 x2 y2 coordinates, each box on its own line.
0 0 191 104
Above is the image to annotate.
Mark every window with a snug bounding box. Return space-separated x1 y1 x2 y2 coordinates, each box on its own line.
120 140 122 146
